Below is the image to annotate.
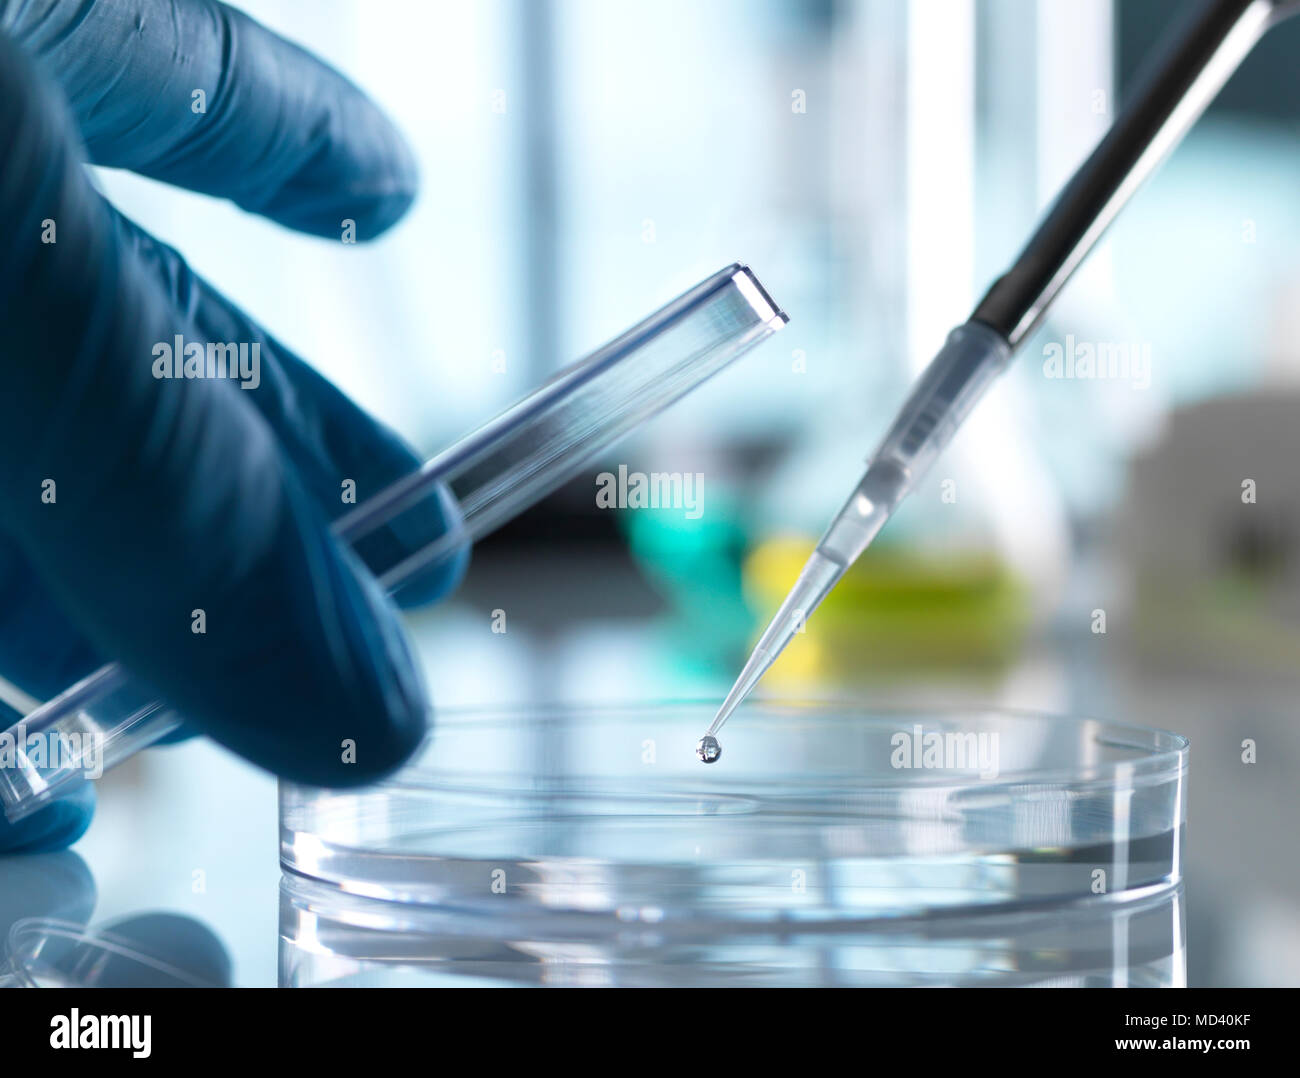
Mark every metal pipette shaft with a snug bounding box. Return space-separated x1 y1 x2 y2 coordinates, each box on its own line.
704 0 1299 751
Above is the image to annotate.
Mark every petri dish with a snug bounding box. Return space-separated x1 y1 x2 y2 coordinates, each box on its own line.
279 702 1188 986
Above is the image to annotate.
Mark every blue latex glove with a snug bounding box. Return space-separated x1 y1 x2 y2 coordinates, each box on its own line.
0 0 467 853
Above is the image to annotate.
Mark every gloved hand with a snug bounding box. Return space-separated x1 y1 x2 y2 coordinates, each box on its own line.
0 0 466 853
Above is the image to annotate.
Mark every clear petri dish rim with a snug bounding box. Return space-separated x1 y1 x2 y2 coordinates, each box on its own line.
353 699 1189 796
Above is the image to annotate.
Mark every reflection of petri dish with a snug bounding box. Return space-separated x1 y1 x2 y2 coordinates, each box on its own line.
280 703 1186 932
3 918 220 988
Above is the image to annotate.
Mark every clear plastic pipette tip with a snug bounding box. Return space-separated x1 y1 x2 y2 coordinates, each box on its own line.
703 547 848 746
698 322 1012 759
699 456 906 759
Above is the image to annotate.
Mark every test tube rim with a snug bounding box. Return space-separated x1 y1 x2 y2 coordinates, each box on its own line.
334 263 786 545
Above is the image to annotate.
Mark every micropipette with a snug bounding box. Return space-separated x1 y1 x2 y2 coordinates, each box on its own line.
700 0 1300 761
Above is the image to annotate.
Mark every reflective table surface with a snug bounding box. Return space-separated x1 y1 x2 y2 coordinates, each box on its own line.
5 552 1297 987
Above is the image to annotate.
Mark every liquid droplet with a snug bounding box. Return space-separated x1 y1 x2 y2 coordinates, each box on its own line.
696 735 721 764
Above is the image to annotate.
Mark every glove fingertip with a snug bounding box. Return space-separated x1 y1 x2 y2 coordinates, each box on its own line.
304 554 431 785
0 785 95 854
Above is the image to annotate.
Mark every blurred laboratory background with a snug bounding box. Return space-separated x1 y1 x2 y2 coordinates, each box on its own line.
58 0 1300 986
